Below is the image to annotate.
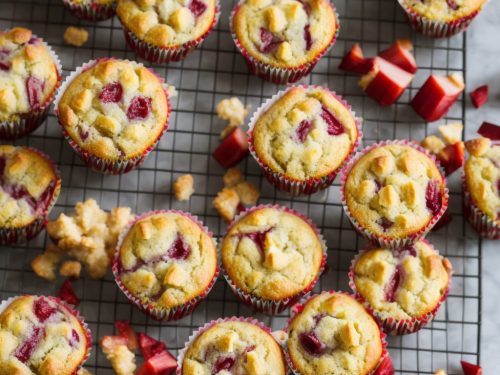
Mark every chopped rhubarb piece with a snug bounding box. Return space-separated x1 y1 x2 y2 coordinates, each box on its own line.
411 74 464 122
299 331 326 356
115 320 138 350
384 265 402 302
213 355 236 373
470 85 488 108
379 39 418 73
373 355 395 375
127 96 152 120
378 217 394 231
461 361 482 375
59 279 80 306
237 227 273 254
425 180 442 215
189 0 207 17
478 122 500 141
167 235 191 260
296 119 313 142
99 82 123 103
26 76 45 110
359 57 414 106
339 43 373 74
137 351 177 375
447 0 459 10
431 210 453 232
259 28 282 53
100 335 129 352
212 127 249 169
321 107 345 136
15 326 44 363
33 297 57 322
437 142 465 176
138 333 167 360
304 24 312 51
0 61 10 71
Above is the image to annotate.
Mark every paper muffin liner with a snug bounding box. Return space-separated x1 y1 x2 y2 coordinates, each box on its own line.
248 85 363 196
0 295 92 373
221 204 327 315
462 172 499 240
348 240 453 335
62 0 116 21
0 35 62 140
112 209 220 322
119 2 220 63
176 316 284 374
284 291 391 375
230 2 339 84
340 139 449 249
397 0 484 38
53 58 171 175
0 147 61 245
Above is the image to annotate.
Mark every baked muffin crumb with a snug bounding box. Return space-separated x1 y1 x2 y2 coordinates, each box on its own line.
64 26 89 47
438 122 463 144
213 187 240 221
223 167 244 187
216 97 251 139
235 181 260 205
101 340 136 375
31 243 61 281
173 174 195 201
60 260 82 278
421 135 445 154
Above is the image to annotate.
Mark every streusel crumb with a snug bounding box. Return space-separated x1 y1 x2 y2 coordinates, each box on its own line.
223 167 244 187
63 26 89 47
31 243 61 281
173 174 195 201
101 342 136 375
421 135 445 154
235 181 260 206
217 97 251 139
213 187 240 222
438 123 463 145
60 260 82 278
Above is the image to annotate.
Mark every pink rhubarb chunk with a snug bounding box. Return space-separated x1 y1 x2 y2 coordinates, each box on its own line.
469 85 488 108
379 39 418 74
339 43 373 75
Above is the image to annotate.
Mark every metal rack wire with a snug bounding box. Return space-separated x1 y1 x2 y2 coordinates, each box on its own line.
0 0 481 373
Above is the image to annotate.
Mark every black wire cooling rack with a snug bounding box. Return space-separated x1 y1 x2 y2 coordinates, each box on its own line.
0 0 482 373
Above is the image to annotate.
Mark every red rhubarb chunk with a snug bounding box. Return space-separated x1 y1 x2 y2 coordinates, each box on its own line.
115 320 138 350
447 0 459 10
238 227 273 254
373 355 395 375
212 127 249 169
321 107 344 136
167 235 191 260
15 326 44 363
379 39 418 74
259 28 282 53
339 43 373 75
213 354 236 374
33 297 57 323
461 361 482 375
99 82 123 103
59 279 80 306
127 96 152 120
304 24 312 51
470 85 488 108
384 265 402 302
425 180 442 215
478 122 500 141
138 333 167 360
137 351 177 375
26 76 45 110
437 142 465 176
299 331 326 356
296 119 313 142
0 61 10 71
189 0 207 17
378 217 394 232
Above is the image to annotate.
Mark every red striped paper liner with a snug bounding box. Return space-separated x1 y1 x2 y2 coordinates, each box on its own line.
112 210 219 322
0 147 61 245
348 240 453 335
62 0 115 21
176 316 286 374
248 85 363 196
340 139 449 249
284 291 392 375
230 2 339 84
221 204 327 315
53 58 171 175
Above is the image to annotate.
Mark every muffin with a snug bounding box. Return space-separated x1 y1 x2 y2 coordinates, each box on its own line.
0 145 61 245
55 58 170 174
398 0 487 37
249 85 361 195
178 317 287 375
286 292 389 375
112 210 219 321
231 0 338 84
463 137 499 239
62 0 116 21
341 140 448 248
221 205 326 314
0 295 91 374
349 240 453 335
116 0 219 63
0 27 61 139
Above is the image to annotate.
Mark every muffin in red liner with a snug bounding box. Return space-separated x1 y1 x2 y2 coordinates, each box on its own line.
397 0 487 38
220 204 327 315
54 58 170 175
349 240 453 335
116 0 220 63
176 316 287 375
62 0 116 21
0 295 92 374
248 85 362 196
0 27 62 140
341 139 449 249
0 145 61 245
230 0 339 84
112 210 219 321
285 291 392 375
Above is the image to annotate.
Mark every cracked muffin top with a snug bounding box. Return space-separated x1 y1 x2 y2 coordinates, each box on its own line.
0 27 59 121
251 86 359 180
221 206 324 301
352 241 452 320
287 292 383 375
115 211 218 310
0 145 60 228
232 0 337 67
401 0 486 22
181 320 287 375
57 58 169 161
116 0 218 47
0 295 89 375
344 142 446 239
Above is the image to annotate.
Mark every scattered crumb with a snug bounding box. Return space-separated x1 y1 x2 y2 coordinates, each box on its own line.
101 340 136 375
235 181 260 206
223 167 244 187
166 84 178 98
421 135 445 155
438 123 463 144
60 260 82 279
173 174 194 201
216 97 251 139
213 187 240 222
63 26 88 47
31 243 61 281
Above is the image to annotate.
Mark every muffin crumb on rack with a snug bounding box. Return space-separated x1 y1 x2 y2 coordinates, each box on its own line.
63 26 89 47
173 174 195 201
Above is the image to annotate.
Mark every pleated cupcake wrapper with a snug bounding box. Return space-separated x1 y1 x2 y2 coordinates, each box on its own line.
112 209 219 322
462 172 499 240
221 204 328 315
284 291 391 375
176 316 282 374
0 147 61 245
62 0 115 21
230 3 339 84
0 36 62 140
120 2 220 64
340 139 449 249
248 85 363 196
347 240 453 336
53 58 171 175
0 295 92 373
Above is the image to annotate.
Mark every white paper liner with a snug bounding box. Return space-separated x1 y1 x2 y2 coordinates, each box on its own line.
62 0 116 21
